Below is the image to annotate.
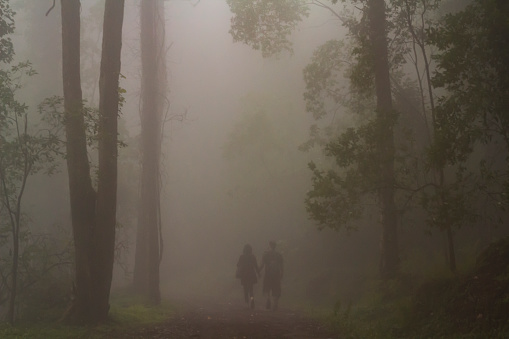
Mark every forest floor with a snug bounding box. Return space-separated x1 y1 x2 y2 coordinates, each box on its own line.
109 297 337 339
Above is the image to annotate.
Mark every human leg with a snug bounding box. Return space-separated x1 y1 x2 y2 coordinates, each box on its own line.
248 285 255 309
272 280 281 310
243 285 249 303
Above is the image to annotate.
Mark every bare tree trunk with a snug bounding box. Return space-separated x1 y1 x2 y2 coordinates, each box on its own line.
93 0 125 320
60 0 124 323
61 0 96 322
6 217 19 324
133 0 166 305
368 0 400 279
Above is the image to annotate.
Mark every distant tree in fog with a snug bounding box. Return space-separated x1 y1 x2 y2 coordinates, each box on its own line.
133 0 168 305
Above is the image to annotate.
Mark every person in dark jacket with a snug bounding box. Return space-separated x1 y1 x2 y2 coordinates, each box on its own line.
259 241 283 310
236 244 260 309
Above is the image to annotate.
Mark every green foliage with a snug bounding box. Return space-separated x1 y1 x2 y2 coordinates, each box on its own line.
420 172 478 231
426 0 509 224
300 38 362 153
300 2 416 235
305 111 399 231
7 229 74 321
319 241 509 338
0 62 63 185
303 40 347 121
430 0 509 165
406 239 509 338
0 18 65 321
108 298 174 326
226 0 309 57
0 0 15 64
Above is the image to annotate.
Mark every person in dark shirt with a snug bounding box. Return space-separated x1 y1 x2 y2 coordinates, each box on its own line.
259 241 283 310
236 244 260 309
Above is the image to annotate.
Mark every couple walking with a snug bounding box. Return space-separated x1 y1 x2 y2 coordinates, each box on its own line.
236 241 283 310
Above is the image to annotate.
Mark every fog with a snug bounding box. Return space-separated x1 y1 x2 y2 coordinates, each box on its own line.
157 0 356 302
7 0 495 312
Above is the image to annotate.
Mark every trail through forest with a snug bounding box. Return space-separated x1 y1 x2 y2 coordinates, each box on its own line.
112 298 337 339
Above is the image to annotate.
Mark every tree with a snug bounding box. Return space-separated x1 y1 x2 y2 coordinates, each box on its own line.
0 0 14 64
0 1 63 323
366 0 399 278
133 0 167 305
60 0 125 323
0 65 63 324
392 0 463 272
429 0 509 240
227 0 400 278
227 0 309 57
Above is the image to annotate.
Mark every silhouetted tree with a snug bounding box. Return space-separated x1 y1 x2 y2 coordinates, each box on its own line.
60 0 125 323
367 0 399 278
430 0 509 245
133 0 167 305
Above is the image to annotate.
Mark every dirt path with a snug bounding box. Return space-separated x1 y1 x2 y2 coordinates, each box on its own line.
119 298 338 339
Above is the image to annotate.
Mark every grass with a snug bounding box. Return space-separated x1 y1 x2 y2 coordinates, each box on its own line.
320 287 509 339
316 238 509 339
0 294 176 339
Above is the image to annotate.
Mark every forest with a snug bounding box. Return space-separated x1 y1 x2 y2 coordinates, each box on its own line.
0 0 508 338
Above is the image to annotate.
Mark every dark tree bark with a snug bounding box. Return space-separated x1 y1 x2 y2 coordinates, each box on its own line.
368 0 400 279
93 0 125 320
133 0 166 305
61 0 96 322
60 0 124 323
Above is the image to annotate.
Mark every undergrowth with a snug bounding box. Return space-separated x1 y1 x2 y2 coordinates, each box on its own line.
0 293 175 339
322 237 509 338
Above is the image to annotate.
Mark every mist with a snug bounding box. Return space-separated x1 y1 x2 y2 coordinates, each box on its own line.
8 0 363 306
3 0 509 336
157 0 354 302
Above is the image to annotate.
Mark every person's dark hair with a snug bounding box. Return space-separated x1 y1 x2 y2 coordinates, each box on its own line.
269 241 276 250
243 244 252 255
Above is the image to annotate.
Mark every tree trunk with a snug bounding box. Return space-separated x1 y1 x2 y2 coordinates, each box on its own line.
133 0 166 304
61 0 96 322
93 0 125 320
61 0 124 323
368 0 400 279
6 222 19 324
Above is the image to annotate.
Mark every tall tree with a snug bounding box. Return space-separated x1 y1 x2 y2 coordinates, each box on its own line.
94 0 125 318
430 0 509 240
60 0 95 322
396 0 460 272
60 0 124 323
227 0 400 278
368 0 399 278
133 0 167 305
